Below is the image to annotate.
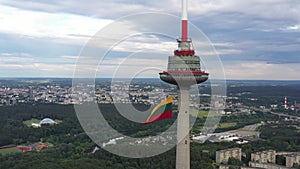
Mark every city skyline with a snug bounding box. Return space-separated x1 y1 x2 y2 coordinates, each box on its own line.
0 0 299 80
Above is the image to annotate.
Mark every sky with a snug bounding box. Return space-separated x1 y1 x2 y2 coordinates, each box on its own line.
0 0 299 80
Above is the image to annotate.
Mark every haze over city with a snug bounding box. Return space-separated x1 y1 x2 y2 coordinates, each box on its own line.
0 0 299 79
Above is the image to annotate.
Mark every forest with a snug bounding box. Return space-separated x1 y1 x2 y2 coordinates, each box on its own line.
0 103 299 169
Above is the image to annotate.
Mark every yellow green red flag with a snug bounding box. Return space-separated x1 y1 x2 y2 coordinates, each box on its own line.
142 96 173 124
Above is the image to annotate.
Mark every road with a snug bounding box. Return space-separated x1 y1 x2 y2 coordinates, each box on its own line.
251 106 300 121
269 111 300 120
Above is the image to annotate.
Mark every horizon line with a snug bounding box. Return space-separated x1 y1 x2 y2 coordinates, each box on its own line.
0 77 299 81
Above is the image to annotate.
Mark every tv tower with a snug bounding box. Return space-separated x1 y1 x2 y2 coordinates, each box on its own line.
159 0 209 168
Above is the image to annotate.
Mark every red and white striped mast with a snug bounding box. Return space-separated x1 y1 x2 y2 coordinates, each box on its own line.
284 96 288 109
181 0 189 41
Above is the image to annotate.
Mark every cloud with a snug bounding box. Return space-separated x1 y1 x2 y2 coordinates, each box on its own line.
223 61 300 80
61 55 79 59
284 25 300 31
0 5 112 41
0 61 76 77
189 0 300 22
0 0 156 18
0 52 35 64
0 0 299 79
2 0 299 22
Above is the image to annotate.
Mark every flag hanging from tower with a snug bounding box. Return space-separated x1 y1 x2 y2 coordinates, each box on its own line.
142 96 173 125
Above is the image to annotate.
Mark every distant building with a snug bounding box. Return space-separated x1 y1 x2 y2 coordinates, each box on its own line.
16 146 31 152
249 162 289 169
220 165 265 169
295 104 300 110
219 165 237 169
193 132 246 143
31 118 57 128
216 148 242 164
286 153 300 168
271 104 278 109
39 118 56 126
31 123 40 128
251 150 276 164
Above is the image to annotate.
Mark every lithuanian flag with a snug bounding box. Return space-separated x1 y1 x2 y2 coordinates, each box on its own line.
142 96 173 124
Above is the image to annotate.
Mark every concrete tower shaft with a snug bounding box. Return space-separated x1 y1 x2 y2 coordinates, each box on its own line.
159 1 209 169
176 86 191 169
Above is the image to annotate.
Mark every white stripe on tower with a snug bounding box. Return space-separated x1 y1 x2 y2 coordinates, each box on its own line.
182 0 188 20
182 0 188 41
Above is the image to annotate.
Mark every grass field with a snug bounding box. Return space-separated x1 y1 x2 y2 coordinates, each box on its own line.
55 119 62 123
23 119 40 126
218 122 237 129
0 147 22 154
190 110 209 118
192 125 203 132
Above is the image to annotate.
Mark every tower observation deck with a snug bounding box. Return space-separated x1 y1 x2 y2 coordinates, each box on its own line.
159 0 208 168
159 38 209 86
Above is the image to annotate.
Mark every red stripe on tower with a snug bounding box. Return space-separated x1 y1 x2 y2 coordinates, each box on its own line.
182 20 188 41
181 0 188 41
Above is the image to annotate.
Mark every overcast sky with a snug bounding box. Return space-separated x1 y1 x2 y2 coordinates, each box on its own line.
0 0 299 80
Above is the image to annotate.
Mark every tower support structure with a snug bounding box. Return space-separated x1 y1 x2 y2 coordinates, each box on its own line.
159 1 209 169
176 86 190 169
